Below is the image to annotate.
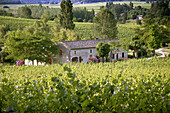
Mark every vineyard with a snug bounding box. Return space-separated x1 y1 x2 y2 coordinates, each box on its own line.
0 57 169 112
0 16 138 40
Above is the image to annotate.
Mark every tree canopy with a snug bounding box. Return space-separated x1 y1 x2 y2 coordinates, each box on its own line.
59 0 75 30
18 6 32 18
96 42 110 62
5 16 58 63
51 19 79 43
143 24 169 51
93 8 117 39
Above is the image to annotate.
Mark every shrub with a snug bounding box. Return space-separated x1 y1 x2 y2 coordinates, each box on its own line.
136 19 142 25
131 14 137 19
88 57 98 63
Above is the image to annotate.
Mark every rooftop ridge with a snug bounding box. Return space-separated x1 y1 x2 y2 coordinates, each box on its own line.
57 39 119 49
61 39 119 43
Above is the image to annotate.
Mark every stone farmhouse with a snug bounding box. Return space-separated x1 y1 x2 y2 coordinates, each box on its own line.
54 39 128 64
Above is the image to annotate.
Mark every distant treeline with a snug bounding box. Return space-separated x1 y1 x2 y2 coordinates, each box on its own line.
1 0 168 4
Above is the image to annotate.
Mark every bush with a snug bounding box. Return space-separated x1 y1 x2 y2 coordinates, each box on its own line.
140 48 147 57
73 18 77 22
3 6 9 8
77 18 83 22
136 19 142 25
128 54 134 58
131 14 137 19
88 57 98 63
88 19 92 23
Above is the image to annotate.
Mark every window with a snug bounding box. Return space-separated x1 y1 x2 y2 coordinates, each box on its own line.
90 49 92 53
122 52 124 58
90 55 92 57
74 51 76 54
59 49 62 55
112 54 114 59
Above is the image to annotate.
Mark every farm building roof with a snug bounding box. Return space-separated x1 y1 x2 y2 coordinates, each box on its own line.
58 39 119 49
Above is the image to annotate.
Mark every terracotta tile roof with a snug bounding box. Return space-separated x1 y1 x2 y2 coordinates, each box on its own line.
58 39 119 49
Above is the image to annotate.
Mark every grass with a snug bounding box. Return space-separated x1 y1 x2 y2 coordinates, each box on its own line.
162 48 170 54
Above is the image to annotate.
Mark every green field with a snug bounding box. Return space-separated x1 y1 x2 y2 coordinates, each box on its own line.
0 16 138 40
0 57 169 112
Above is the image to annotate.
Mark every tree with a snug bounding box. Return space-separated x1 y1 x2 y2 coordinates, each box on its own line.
93 8 117 39
143 24 169 54
73 7 95 22
123 10 127 24
50 1 54 4
59 0 75 30
51 19 79 43
108 40 127 51
5 15 58 63
0 24 10 48
129 35 142 58
96 42 110 63
129 2 133 9
5 30 58 63
145 1 170 25
110 4 130 21
20 6 32 18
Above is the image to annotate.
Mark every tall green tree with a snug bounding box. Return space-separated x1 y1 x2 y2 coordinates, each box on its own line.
59 0 75 30
129 2 133 9
144 1 170 25
96 42 110 62
19 6 32 18
142 24 169 54
123 10 127 24
93 8 117 39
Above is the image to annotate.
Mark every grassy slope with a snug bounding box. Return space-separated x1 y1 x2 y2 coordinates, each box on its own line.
0 16 139 40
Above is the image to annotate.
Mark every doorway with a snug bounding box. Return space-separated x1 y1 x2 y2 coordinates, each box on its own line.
72 57 78 62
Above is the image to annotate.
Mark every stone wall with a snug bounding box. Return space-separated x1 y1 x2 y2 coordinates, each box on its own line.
110 47 128 60
70 48 97 63
55 45 128 64
54 43 70 64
